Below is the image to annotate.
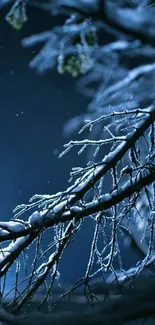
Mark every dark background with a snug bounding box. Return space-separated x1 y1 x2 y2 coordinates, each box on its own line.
0 5 143 291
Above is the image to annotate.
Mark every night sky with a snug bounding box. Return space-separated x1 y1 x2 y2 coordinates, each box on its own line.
0 5 95 286
0 6 88 215
0 5 143 288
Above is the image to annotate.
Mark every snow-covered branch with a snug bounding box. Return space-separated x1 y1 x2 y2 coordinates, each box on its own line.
52 0 155 45
1 0 155 321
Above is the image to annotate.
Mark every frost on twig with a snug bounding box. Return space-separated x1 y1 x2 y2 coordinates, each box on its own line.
0 104 154 314
1 0 155 323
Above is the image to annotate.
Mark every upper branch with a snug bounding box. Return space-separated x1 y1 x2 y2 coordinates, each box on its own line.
54 0 155 45
0 103 154 243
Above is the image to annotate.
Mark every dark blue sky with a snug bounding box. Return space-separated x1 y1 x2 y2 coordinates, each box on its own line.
0 6 89 218
0 5 143 288
0 5 95 285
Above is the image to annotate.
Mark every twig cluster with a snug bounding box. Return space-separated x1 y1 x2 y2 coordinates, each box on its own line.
1 0 155 324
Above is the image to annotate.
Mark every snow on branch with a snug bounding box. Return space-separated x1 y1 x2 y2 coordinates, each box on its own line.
89 62 155 111
0 102 153 313
2 0 155 323
51 0 155 45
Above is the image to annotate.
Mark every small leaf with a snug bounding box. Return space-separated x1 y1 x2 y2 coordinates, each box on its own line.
57 28 97 77
5 0 27 30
